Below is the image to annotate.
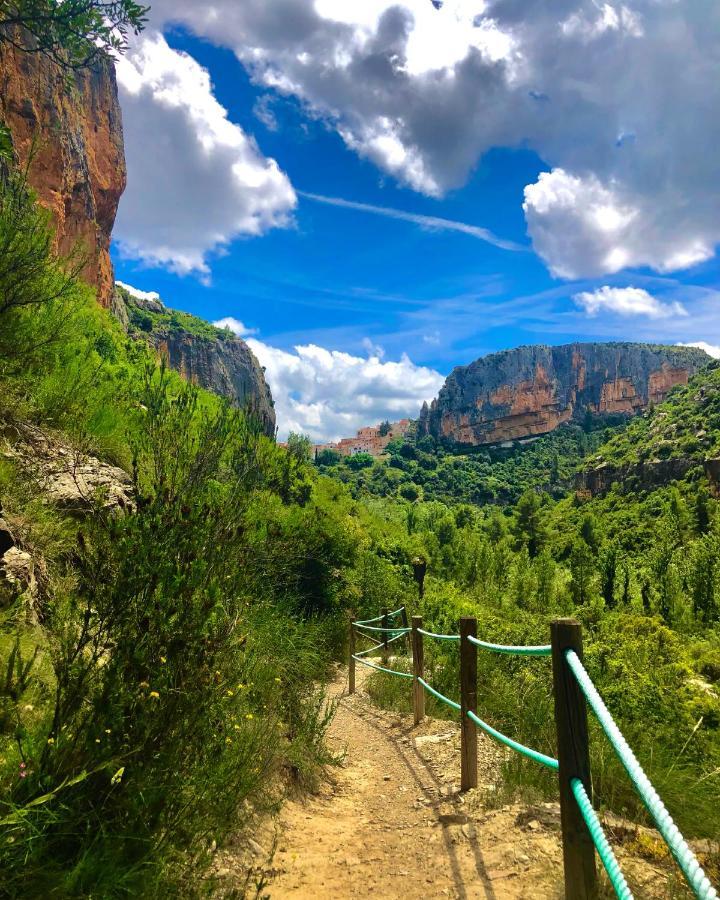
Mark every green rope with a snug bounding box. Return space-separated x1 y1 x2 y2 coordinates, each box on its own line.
354 623 409 635
571 778 634 900
417 677 461 711
466 635 551 656
417 628 460 642
466 710 558 770
354 631 406 656
352 655 413 679
566 650 718 900
354 606 405 626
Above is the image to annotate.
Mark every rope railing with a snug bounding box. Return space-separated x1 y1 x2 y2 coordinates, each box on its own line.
352 655 413 679
347 607 717 900
467 634 551 656
417 627 460 642
571 777 633 899
355 606 406 626
566 649 718 900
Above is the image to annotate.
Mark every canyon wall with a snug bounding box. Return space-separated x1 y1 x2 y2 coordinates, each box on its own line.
420 343 710 446
0 37 125 307
115 287 276 437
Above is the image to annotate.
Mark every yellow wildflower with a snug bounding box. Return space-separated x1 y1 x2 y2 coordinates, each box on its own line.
160 656 166 664
139 681 150 689
245 713 254 720
226 689 234 697
105 729 111 734
149 691 160 700
47 737 55 745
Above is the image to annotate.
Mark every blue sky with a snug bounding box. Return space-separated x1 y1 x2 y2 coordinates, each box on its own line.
110 2 720 440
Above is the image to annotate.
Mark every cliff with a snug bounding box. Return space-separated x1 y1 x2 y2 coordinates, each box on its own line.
575 359 720 497
115 286 276 437
0 34 125 307
420 343 710 447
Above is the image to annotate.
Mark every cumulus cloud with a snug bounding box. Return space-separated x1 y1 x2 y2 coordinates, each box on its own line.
246 339 444 441
115 280 161 302
213 317 259 337
144 0 720 278
114 32 296 276
677 341 720 360
573 286 687 319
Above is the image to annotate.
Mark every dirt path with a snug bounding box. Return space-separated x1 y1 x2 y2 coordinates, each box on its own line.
218 665 693 899
263 665 564 899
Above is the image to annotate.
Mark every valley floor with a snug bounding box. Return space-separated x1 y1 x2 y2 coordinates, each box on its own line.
216 666 689 899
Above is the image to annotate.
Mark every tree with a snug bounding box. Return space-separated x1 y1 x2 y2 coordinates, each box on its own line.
286 432 312 464
694 486 713 535
569 539 595 605
378 419 391 436
598 544 619 608
0 1 148 69
346 452 373 471
580 513 602 555
513 489 547 558
315 448 341 467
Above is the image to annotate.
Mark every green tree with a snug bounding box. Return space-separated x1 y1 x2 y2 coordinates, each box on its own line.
315 448 341 467
569 539 595 605
598 544 619 608
513 489 547 558
694 486 713 535
286 432 312 464
378 419 391 436
346 452 374 471
0 0 148 69
580 513 602 555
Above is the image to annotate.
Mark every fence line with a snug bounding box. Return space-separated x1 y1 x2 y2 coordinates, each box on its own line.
348 607 718 900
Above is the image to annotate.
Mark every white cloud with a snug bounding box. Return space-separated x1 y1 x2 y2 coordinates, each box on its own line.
677 341 720 360
573 285 687 319
300 191 523 251
114 32 296 276
144 0 720 278
246 339 444 441
115 280 161 302
213 316 259 337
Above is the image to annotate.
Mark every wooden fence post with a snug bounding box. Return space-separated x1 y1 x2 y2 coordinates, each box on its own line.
460 616 478 791
381 607 389 663
551 619 597 899
348 614 356 696
400 605 410 652
411 616 425 725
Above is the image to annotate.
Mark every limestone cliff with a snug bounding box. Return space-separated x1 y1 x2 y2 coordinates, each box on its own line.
0 35 125 306
115 286 276 437
420 343 710 447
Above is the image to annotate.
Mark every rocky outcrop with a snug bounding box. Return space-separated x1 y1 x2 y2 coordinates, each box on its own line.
575 457 697 498
0 34 126 306
3 423 133 513
115 288 277 437
420 343 710 447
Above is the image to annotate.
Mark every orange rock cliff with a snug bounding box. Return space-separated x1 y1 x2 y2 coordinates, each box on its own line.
419 343 710 447
0 37 126 307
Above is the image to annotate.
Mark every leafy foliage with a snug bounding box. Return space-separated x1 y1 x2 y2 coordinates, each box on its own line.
0 0 148 69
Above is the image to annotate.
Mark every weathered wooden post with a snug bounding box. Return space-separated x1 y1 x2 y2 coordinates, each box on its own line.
348 614 356 695
381 607 389 663
400 605 410 652
411 615 425 725
460 616 478 791
551 619 597 899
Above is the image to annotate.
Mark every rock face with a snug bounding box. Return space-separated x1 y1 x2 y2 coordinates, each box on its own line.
420 343 710 446
116 288 276 437
0 35 126 307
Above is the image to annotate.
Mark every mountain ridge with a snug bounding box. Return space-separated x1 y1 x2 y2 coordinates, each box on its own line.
419 341 710 447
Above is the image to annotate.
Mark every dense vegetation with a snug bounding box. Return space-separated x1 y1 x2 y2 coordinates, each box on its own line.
116 283 236 343
0 165 350 896
1 21 719 891
316 421 623 505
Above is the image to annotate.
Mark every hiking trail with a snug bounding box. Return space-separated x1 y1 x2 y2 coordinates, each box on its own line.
218 664 681 899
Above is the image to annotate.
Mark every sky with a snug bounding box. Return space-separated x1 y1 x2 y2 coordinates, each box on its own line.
110 0 720 441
